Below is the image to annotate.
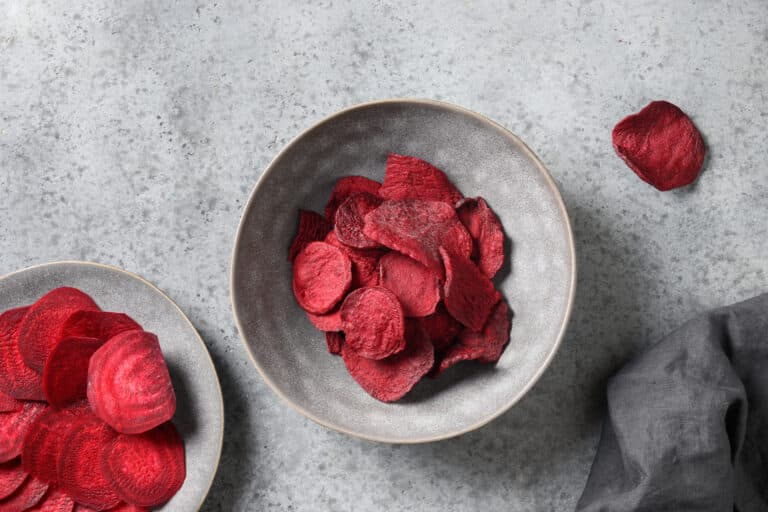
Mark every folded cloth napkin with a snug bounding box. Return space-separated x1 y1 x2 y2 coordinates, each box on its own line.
577 293 768 512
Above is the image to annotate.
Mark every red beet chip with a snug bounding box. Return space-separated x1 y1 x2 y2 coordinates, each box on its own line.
342 321 434 402
306 309 342 332
57 415 120 510
0 459 26 500
17 287 100 373
22 404 90 485
362 199 472 277
42 337 104 408
88 331 176 435
436 300 511 375
325 332 343 355
288 210 333 262
612 100 706 191
324 232 382 288
379 153 463 206
333 193 382 249
378 252 440 318
0 394 20 414
25 487 74 512
340 287 405 360
0 402 47 463
324 175 381 221
57 311 142 347
417 304 462 352
440 247 501 331
456 198 505 278
0 306 44 401
292 242 353 315
0 476 48 511
101 422 185 508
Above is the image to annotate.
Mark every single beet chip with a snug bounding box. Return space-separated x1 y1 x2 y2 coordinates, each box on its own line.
25 487 74 512
0 459 26 500
0 402 47 464
22 404 90 485
0 476 48 511
57 311 142 348
612 100 706 191
333 193 382 249
306 309 342 332
325 332 343 355
379 153 463 206
88 331 176 435
441 247 501 331
101 422 185 508
340 287 405 360
378 252 440 318
43 337 104 408
57 415 120 510
324 176 381 221
436 300 511 376
17 287 101 373
0 306 45 401
456 197 505 278
292 242 352 315
418 303 462 353
0 394 20 414
288 210 333 262
342 321 434 402
324 232 382 288
363 199 472 277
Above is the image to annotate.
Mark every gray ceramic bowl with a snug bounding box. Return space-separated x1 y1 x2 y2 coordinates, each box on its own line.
0 261 223 510
231 99 575 443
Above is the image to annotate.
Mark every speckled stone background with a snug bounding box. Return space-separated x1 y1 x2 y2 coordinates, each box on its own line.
1 1 766 510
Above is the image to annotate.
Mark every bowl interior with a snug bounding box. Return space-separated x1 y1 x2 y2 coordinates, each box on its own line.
0 261 223 509
232 100 574 442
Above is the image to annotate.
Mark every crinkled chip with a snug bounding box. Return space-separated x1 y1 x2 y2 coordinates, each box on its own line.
333 193 382 249
288 210 332 262
340 287 405 360
325 175 381 221
612 100 706 191
378 252 440 317
441 247 501 331
456 197 505 278
379 153 463 205
292 242 353 315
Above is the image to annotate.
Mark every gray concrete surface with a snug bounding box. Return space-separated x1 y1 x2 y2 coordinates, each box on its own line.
1 1 766 510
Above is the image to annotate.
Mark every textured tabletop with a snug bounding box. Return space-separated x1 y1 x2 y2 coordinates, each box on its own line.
2 1 767 510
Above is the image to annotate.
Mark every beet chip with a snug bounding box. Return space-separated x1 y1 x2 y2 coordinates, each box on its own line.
0 394 20 414
0 459 26 500
441 248 500 331
325 332 343 355
0 307 44 401
436 300 511 376
101 422 185 508
0 402 47 463
57 415 120 510
342 321 434 402
417 304 462 353
324 232 381 288
341 287 405 360
57 311 142 348
0 475 48 511
25 487 74 512
288 210 332 262
88 331 176 435
363 199 472 277
18 287 100 373
456 198 505 278
378 252 440 317
334 193 382 249
612 100 706 191
292 242 353 314
23 404 90 485
324 176 381 221
379 153 463 206
43 337 104 408
306 309 342 332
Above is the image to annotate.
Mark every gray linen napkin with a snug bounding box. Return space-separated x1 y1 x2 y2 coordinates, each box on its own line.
576 293 768 512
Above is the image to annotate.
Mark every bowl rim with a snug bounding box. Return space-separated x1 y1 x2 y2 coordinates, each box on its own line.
0 259 224 510
230 98 577 444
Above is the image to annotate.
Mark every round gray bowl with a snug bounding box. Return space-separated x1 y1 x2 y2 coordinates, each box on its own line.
0 261 223 510
231 99 576 443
